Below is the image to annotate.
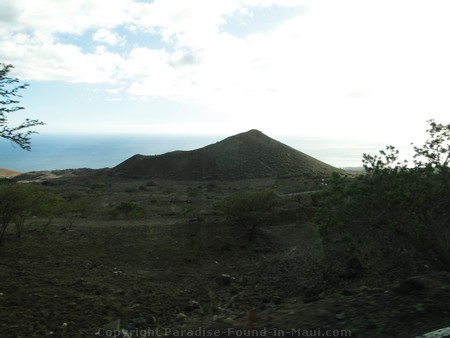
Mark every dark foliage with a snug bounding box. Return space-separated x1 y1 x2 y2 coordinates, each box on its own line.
218 188 280 240
317 120 450 273
0 63 44 150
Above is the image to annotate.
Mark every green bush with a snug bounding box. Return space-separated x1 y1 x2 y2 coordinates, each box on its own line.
0 183 63 243
0 182 101 245
34 193 96 228
218 188 279 240
111 200 142 219
317 120 450 272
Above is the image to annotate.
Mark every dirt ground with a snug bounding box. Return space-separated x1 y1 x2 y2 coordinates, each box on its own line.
1 174 449 337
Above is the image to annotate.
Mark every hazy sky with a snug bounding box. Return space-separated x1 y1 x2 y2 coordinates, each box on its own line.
2 0 450 144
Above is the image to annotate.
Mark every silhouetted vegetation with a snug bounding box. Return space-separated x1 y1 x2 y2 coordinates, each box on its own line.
0 181 95 246
317 120 450 273
0 183 31 244
0 63 44 150
110 200 143 219
218 188 279 240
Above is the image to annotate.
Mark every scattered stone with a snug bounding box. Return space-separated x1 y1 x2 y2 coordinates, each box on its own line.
175 313 187 322
271 296 282 305
112 267 123 275
335 312 346 320
219 274 232 286
415 327 450 338
216 306 230 315
222 317 238 326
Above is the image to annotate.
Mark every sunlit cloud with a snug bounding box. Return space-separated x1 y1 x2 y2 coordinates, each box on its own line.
0 0 449 141
93 29 125 46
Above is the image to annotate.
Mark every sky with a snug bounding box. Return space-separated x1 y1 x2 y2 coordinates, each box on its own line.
1 0 450 146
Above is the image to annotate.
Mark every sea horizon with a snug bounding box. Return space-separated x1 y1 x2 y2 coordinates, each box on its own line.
1 133 411 173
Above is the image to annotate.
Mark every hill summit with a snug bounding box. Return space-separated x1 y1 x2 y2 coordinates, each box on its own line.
114 130 338 180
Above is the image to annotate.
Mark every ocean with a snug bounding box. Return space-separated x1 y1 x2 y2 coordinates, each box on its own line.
0 133 396 173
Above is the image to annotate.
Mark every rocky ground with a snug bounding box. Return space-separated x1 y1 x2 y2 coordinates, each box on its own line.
0 217 449 338
0 173 449 337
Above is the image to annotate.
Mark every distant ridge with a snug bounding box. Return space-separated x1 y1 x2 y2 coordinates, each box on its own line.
114 129 339 180
0 168 21 178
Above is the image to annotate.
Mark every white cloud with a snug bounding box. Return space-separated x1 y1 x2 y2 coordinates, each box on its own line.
241 0 310 6
123 47 199 100
0 1 20 24
2 0 132 35
93 29 124 46
2 34 124 83
1 0 450 141
0 0 131 81
128 0 241 38
112 1 450 139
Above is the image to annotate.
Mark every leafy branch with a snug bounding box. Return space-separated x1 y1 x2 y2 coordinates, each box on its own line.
0 63 45 150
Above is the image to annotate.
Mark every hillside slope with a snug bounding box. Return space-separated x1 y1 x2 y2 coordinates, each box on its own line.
114 129 338 180
0 168 21 178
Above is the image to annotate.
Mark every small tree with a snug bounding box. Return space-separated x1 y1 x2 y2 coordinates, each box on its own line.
30 192 72 231
11 185 42 238
0 63 44 150
112 200 143 219
0 183 41 245
219 189 279 240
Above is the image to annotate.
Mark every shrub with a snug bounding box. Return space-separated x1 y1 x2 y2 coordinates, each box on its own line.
35 193 96 228
317 120 450 273
0 183 56 244
218 188 279 240
112 201 142 219
0 183 100 244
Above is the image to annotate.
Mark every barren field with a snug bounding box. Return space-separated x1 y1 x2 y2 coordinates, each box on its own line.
0 173 449 337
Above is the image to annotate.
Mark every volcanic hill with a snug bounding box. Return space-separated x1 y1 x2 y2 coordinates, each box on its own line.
114 129 338 180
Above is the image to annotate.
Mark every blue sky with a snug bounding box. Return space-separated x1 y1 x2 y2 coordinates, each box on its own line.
1 0 450 145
